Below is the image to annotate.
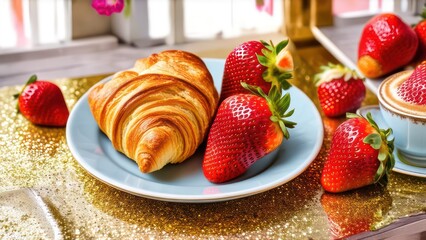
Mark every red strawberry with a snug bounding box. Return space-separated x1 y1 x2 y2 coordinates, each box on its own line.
203 83 296 183
413 9 426 63
15 75 69 127
358 13 418 78
321 187 392 239
315 63 366 117
321 113 394 193
397 61 426 105
219 40 293 102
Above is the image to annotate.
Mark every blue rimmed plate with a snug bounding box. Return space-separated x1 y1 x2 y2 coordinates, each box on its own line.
66 58 324 202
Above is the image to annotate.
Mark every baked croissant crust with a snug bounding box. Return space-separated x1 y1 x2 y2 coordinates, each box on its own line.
88 50 219 173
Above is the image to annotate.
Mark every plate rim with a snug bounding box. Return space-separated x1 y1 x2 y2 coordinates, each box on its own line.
66 59 324 202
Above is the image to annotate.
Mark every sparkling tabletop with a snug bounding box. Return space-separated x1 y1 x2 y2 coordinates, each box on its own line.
0 46 425 239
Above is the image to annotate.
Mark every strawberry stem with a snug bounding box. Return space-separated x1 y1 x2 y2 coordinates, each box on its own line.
241 82 297 139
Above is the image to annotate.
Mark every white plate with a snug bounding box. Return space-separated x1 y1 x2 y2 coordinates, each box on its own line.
357 105 426 178
66 58 324 202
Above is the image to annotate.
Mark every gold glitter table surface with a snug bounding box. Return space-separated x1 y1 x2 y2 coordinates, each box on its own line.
0 49 425 239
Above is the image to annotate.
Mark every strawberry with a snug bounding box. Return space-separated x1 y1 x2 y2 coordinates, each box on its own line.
320 186 392 239
357 13 418 78
413 8 426 63
219 40 293 102
203 83 296 183
315 63 366 117
321 113 394 193
15 75 69 127
397 61 426 105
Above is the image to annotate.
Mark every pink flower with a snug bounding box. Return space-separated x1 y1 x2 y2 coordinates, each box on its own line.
256 0 273 16
91 0 124 16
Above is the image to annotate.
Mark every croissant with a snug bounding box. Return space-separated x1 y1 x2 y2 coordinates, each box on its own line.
88 50 219 173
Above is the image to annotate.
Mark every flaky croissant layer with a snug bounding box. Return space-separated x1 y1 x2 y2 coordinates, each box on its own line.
88 50 219 173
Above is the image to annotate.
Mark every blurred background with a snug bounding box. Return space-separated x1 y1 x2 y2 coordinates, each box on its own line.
0 0 424 86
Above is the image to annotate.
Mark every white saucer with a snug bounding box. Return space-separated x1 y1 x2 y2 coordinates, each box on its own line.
357 105 426 178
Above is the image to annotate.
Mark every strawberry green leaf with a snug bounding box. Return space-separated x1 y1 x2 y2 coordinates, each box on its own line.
279 79 292 90
279 72 292 79
257 54 269 66
278 72 292 87
389 152 396 169
279 121 289 139
27 75 37 85
378 151 387 161
269 85 279 101
277 94 290 115
241 82 268 99
283 119 296 128
366 112 379 130
267 40 275 51
283 109 295 117
363 133 382 150
261 48 269 58
275 39 288 55
241 82 296 139
270 115 279 122
374 163 385 182
260 40 270 48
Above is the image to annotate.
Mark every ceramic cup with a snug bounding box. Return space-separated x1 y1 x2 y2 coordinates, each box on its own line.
378 70 426 167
